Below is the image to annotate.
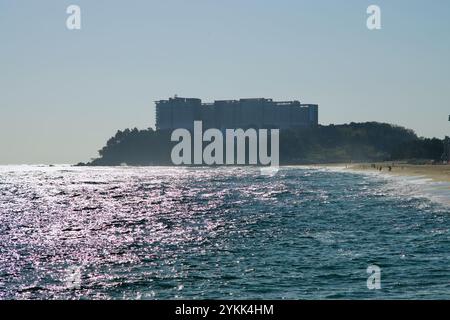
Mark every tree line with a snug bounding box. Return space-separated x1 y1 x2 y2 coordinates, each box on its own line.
78 122 445 166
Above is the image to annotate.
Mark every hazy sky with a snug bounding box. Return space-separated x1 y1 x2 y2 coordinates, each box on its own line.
1 0 449 164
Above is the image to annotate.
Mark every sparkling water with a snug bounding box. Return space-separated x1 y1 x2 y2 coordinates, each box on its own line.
0 166 449 299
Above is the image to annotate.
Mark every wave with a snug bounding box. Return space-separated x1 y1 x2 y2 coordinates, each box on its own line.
316 165 450 208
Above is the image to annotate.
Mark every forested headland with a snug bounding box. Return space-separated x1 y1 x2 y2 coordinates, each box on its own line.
77 122 445 166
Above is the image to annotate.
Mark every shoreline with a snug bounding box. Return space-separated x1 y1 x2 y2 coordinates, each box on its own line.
319 162 450 185
2 163 450 186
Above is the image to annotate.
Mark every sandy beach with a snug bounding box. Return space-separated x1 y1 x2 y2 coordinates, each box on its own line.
344 162 450 184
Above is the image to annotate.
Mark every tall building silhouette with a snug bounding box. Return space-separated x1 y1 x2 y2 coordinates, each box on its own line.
155 97 318 131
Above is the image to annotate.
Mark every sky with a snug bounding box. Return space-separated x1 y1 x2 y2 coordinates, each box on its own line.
0 0 449 164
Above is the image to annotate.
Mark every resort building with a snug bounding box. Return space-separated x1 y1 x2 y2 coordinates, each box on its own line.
155 97 319 131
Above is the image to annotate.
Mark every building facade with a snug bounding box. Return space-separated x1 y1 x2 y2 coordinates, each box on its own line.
155 97 318 131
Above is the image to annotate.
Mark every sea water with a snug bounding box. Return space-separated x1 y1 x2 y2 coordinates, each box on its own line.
0 166 449 299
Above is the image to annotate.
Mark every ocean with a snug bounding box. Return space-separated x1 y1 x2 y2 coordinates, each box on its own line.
0 165 449 299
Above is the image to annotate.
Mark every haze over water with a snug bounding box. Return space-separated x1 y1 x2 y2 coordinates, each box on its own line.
0 166 449 299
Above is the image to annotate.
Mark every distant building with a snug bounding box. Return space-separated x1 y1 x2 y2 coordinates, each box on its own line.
155 97 318 131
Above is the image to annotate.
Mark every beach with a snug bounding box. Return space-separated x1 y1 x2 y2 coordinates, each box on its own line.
345 163 450 184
